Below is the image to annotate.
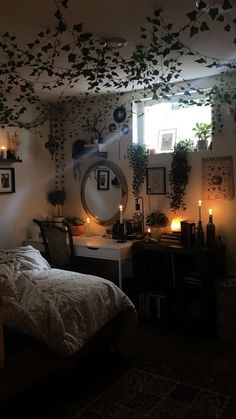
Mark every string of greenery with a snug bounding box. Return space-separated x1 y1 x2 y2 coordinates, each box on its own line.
1 0 236 131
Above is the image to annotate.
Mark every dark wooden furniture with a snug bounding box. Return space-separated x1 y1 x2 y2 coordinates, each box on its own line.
33 219 76 270
132 240 226 334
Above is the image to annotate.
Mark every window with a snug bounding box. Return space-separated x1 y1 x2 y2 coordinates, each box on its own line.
132 98 212 153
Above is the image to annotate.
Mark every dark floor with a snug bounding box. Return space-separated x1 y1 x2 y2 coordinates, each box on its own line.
1 320 236 419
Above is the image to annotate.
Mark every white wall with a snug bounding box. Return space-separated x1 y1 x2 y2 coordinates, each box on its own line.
0 121 54 248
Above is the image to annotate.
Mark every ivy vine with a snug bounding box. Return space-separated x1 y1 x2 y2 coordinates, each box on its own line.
168 140 193 212
1 1 236 131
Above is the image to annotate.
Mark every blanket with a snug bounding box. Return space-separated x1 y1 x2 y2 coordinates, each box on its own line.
0 246 137 356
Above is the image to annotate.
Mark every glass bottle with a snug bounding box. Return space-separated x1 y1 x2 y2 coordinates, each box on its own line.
132 202 143 234
206 212 216 247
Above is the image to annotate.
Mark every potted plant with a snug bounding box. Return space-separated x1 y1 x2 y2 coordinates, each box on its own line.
146 210 169 240
47 189 66 221
192 122 212 151
169 140 192 212
126 143 148 212
64 216 85 236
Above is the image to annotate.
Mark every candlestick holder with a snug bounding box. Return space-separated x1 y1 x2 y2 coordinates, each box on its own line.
196 220 204 247
116 222 126 243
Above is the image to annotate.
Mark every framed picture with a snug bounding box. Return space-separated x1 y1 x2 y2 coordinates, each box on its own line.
97 169 110 190
146 167 166 195
202 156 234 200
0 168 15 194
158 129 176 152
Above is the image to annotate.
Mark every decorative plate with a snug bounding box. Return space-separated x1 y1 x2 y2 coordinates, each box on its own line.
113 106 126 123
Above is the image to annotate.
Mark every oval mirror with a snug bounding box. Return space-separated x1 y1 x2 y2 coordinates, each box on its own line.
81 160 128 225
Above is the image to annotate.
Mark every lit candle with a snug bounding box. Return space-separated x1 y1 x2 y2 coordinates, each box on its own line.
119 205 123 224
198 200 202 221
209 208 212 216
0 146 7 159
86 217 90 224
147 228 151 233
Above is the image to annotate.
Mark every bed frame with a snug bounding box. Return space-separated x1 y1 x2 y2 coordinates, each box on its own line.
0 313 126 402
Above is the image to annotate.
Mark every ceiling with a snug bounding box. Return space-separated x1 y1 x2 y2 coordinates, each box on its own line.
0 0 236 100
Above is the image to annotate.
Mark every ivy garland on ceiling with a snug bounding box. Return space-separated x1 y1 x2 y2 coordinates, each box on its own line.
0 0 236 131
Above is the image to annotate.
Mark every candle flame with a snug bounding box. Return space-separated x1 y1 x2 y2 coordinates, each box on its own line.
198 200 202 206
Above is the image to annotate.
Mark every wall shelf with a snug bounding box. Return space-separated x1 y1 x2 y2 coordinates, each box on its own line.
0 158 22 163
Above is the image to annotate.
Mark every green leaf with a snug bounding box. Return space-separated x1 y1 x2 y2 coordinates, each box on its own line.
61 44 71 51
222 0 233 10
186 11 198 21
68 53 76 63
197 1 207 10
200 22 209 31
208 8 219 20
73 23 83 33
217 15 224 22
190 26 199 37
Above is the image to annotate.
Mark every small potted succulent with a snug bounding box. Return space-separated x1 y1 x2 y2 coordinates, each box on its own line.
192 122 212 151
146 210 169 240
65 216 85 236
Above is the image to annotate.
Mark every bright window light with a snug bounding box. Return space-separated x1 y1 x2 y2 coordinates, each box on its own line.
133 99 212 153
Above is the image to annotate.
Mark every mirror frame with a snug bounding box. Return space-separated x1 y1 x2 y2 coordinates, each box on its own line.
81 160 128 225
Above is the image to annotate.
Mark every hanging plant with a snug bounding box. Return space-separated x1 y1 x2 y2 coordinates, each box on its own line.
168 139 193 212
125 143 148 202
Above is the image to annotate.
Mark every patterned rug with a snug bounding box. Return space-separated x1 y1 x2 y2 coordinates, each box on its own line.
72 356 236 419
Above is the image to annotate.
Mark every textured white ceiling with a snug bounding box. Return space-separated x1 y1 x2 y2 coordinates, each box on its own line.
0 0 236 98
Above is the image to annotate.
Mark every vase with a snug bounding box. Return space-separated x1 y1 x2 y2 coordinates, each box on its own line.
71 225 84 236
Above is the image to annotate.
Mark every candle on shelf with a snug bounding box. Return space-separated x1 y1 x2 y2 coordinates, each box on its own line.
119 205 123 224
0 146 7 159
198 200 202 221
147 227 151 241
86 217 90 235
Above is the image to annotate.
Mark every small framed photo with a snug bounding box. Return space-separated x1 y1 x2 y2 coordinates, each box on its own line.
146 167 166 195
0 168 15 194
97 169 110 190
158 129 176 152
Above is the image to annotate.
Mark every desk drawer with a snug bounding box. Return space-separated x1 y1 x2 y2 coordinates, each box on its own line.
75 246 119 260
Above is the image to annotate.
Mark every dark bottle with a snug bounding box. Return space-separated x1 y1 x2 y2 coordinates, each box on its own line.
206 212 216 247
196 220 204 247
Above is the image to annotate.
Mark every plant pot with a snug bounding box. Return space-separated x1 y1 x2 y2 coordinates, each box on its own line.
197 139 208 151
53 216 64 226
71 225 85 236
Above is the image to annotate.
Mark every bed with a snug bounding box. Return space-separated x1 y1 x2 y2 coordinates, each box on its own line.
0 246 137 400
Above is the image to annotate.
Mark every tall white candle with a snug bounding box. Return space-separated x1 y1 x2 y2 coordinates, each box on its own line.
119 205 123 224
0 146 7 159
198 200 202 221
209 208 212 216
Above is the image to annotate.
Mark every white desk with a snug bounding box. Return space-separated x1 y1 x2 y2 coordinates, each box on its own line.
26 236 133 289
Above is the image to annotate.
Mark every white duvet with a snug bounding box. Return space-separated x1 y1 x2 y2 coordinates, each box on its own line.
0 246 137 356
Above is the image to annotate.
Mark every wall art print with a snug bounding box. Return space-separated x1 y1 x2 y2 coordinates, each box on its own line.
201 156 234 200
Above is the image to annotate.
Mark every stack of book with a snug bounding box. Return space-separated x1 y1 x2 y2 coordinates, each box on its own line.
160 231 181 243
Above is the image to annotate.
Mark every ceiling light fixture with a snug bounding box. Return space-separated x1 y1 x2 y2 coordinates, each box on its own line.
102 36 128 49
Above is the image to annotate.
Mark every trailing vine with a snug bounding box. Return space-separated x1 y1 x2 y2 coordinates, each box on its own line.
125 144 148 201
1 1 236 131
169 140 193 212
